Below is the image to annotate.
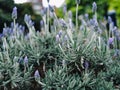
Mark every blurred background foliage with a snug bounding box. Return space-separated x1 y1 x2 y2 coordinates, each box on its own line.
66 0 108 18
57 0 120 27
56 0 108 20
0 0 41 33
108 0 120 27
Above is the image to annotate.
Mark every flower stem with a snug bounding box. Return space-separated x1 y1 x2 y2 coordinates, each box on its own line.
76 4 79 31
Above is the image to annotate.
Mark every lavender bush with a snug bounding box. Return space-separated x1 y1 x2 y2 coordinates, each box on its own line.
0 1 120 90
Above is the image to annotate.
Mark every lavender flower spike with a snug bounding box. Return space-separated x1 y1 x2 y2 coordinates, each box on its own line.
63 4 67 14
92 2 97 13
83 60 89 69
58 30 62 37
56 34 60 43
34 70 40 78
108 37 114 49
108 38 114 44
24 56 28 66
24 14 31 23
28 20 34 27
68 10 72 19
40 20 44 27
108 16 112 24
12 7 17 19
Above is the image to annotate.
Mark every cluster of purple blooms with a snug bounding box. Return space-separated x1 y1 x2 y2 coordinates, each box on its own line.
0 6 41 78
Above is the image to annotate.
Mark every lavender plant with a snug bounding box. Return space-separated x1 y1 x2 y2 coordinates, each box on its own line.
0 1 120 90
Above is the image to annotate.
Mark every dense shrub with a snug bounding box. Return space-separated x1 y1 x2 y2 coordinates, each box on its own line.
0 0 120 90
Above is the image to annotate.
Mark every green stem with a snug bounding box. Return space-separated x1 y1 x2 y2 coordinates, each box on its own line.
13 19 16 35
82 32 96 54
59 44 68 59
98 36 101 53
47 8 49 35
76 4 79 31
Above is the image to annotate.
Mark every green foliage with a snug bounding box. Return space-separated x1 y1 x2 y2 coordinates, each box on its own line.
66 0 108 18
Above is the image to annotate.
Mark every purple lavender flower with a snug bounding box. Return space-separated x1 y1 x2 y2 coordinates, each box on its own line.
24 14 34 27
8 28 13 35
59 18 67 28
34 70 40 78
83 60 89 69
108 16 112 24
40 20 44 28
28 20 34 27
97 28 102 34
24 56 28 66
89 19 94 25
2 28 8 36
24 14 31 23
108 37 114 49
2 27 12 36
56 34 60 43
19 25 23 30
22 26 25 31
18 25 25 35
92 2 97 13
16 23 19 28
63 4 67 14
58 30 62 37
12 7 17 19
68 10 72 19
40 8 47 16
11 22 14 29
84 13 89 20
108 38 114 44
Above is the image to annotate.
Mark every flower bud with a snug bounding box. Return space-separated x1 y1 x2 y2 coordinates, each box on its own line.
63 4 67 14
12 7 17 19
24 56 28 66
34 70 40 78
92 2 97 12
58 30 62 37
83 60 89 69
